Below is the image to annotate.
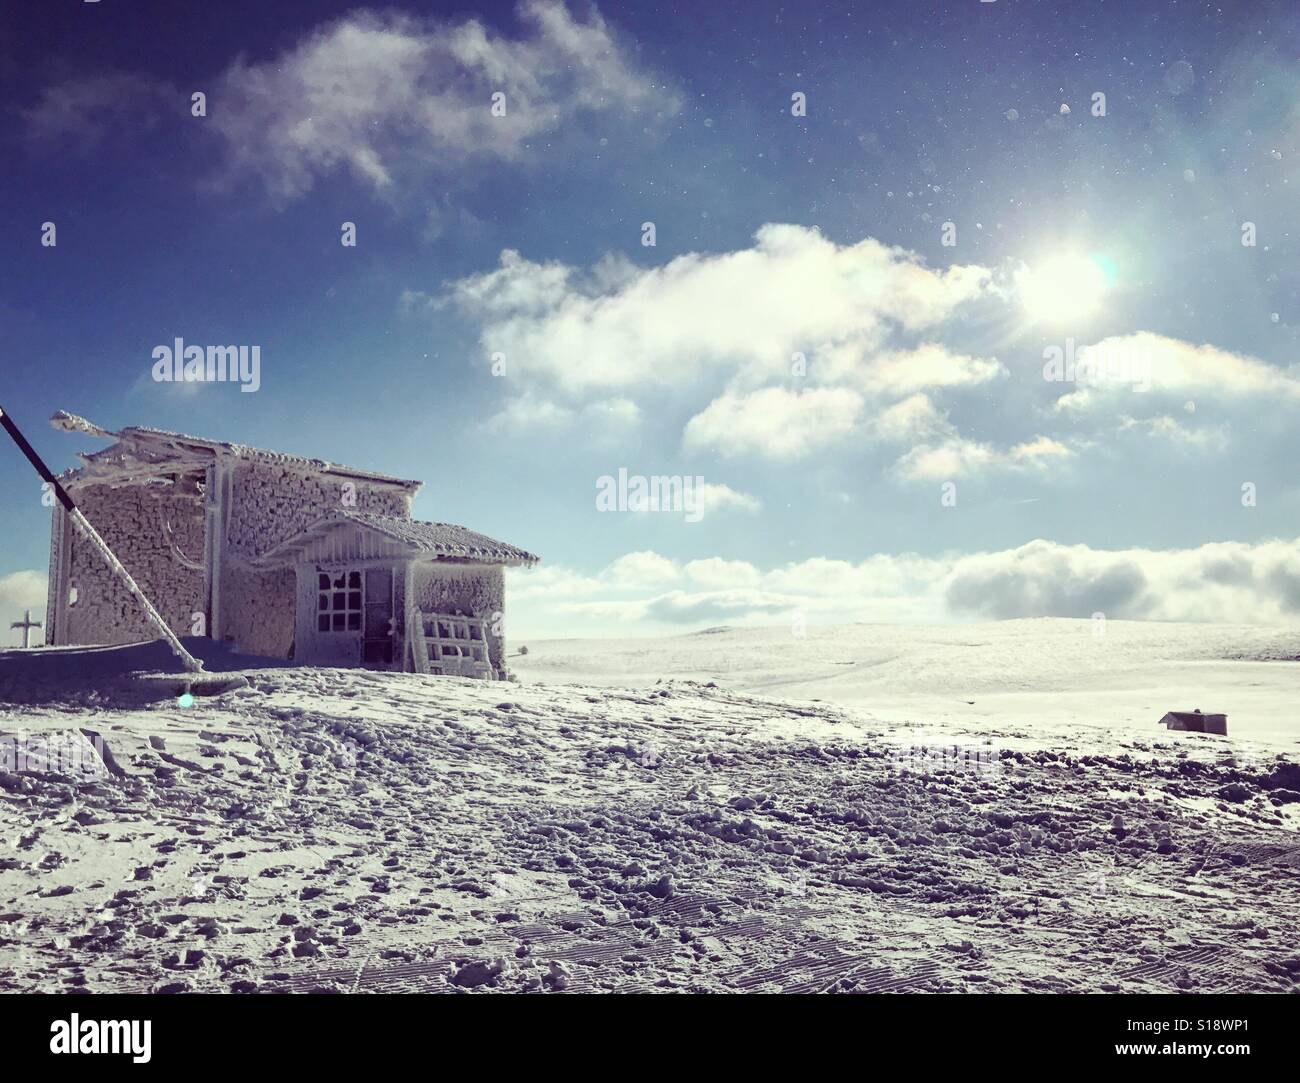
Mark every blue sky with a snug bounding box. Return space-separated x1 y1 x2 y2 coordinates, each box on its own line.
3 0 1300 641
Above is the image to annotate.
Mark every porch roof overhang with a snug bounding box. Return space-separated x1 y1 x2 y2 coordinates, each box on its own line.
248 510 540 569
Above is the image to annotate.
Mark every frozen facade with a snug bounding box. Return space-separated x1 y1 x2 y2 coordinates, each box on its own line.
43 412 537 678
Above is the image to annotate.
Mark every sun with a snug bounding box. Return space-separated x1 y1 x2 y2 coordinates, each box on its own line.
1015 253 1113 325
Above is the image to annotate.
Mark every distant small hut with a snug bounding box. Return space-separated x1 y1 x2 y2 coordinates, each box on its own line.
1158 709 1227 736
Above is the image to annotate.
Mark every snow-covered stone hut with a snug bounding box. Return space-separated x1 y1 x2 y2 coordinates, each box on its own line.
43 412 537 678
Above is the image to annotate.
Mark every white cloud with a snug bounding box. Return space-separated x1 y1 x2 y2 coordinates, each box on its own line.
849 343 1005 396
1117 414 1229 451
483 396 575 431
609 479 760 520
579 397 642 430
606 551 680 589
207 1 672 200
450 250 577 316
23 72 179 148
873 393 949 442
691 483 762 517
446 224 991 395
642 589 792 624
893 433 1072 481
941 537 1300 622
1051 333 1300 411
684 557 763 588
483 395 642 435
684 387 864 459
506 564 606 603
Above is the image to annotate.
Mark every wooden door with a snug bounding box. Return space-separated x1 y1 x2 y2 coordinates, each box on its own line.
362 567 394 668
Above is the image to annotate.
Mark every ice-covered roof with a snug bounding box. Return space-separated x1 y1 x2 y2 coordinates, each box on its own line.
252 510 540 568
51 411 422 491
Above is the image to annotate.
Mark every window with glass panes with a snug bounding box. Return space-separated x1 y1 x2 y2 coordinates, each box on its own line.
318 570 362 632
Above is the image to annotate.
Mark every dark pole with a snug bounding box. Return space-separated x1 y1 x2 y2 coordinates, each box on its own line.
0 405 77 512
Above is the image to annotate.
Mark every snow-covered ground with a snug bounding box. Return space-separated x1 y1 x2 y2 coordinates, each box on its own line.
0 619 1298 994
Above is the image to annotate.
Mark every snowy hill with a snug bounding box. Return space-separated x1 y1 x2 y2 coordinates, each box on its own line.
513 618 1300 747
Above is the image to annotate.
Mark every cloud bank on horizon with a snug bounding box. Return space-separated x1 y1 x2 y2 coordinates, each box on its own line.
504 534 1300 638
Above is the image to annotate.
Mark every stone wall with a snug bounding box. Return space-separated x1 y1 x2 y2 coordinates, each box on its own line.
221 566 296 659
61 485 205 646
410 563 506 673
224 460 410 560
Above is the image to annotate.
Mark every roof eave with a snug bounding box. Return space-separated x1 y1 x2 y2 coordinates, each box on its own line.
249 515 539 569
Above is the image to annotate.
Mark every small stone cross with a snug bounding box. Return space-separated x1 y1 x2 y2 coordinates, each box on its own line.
11 609 41 648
